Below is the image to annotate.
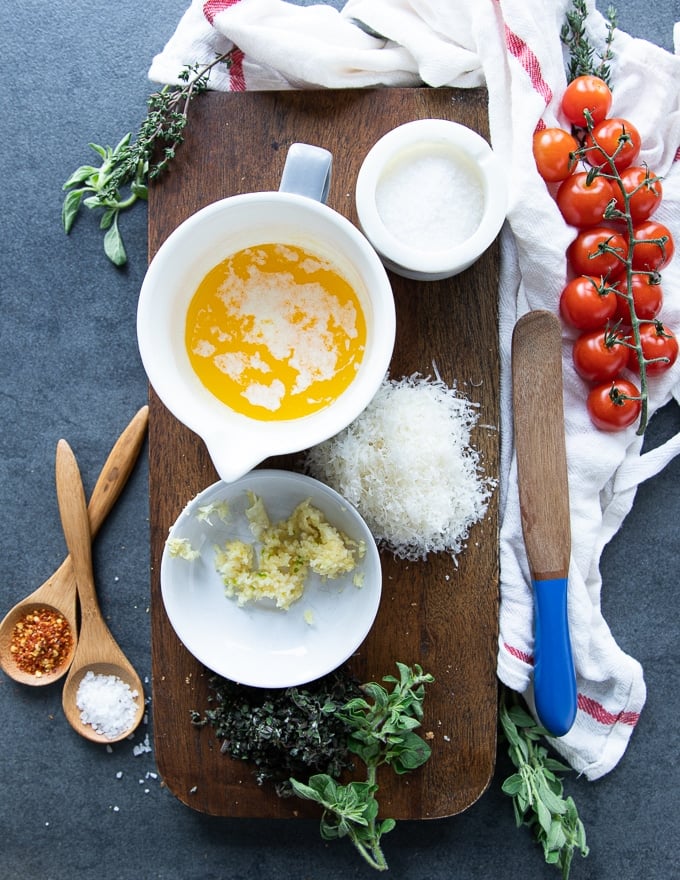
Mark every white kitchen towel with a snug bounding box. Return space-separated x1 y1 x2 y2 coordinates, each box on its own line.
149 0 680 780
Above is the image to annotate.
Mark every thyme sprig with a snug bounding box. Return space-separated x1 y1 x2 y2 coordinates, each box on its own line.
290 663 434 872
561 0 617 84
500 691 589 880
62 51 234 266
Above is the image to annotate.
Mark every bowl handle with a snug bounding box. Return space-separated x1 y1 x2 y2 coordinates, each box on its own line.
279 143 332 203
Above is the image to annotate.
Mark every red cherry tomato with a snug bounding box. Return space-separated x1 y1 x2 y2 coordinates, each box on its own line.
587 379 641 431
559 275 618 330
584 118 642 172
533 127 579 182
613 166 663 222
613 274 663 325
630 220 675 271
567 227 628 278
572 328 629 383
556 172 616 228
629 322 678 375
561 75 613 127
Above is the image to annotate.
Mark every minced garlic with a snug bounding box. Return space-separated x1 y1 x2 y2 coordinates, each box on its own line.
214 494 365 610
166 537 200 561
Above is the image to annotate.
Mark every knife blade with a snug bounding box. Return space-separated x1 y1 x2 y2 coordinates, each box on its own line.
512 310 577 737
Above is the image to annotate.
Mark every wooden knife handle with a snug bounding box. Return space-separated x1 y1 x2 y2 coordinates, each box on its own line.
512 310 570 579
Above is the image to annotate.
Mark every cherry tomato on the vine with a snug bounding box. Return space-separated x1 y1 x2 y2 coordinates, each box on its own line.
587 378 641 431
572 328 630 382
613 166 663 222
561 75 613 127
584 117 642 172
559 275 618 330
629 322 678 375
567 226 628 278
629 220 675 271
613 273 663 325
533 127 579 182
556 172 616 228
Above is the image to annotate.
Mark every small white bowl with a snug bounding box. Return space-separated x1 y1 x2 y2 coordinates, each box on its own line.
355 119 507 281
160 470 382 688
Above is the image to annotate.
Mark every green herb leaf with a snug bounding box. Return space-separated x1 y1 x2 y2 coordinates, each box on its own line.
62 52 236 266
62 165 99 190
100 209 115 230
61 188 84 233
103 215 127 266
87 142 108 160
499 689 589 879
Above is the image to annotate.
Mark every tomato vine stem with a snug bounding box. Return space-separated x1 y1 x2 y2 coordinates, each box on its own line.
576 114 652 434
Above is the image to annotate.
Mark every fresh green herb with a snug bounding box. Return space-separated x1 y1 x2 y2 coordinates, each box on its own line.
62 51 234 266
191 670 361 797
499 690 588 880
290 662 434 872
561 0 617 84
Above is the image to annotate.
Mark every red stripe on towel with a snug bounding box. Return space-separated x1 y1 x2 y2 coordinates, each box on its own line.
504 642 534 665
505 645 640 728
577 693 640 727
229 47 246 91
503 24 553 104
204 0 241 27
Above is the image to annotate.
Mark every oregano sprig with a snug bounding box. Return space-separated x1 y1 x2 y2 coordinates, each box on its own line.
290 663 434 872
500 690 589 880
62 51 234 266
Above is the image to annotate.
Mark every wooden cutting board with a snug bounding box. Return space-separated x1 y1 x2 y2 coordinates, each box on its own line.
147 88 500 819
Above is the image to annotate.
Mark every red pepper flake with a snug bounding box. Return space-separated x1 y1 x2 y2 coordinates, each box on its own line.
10 608 73 676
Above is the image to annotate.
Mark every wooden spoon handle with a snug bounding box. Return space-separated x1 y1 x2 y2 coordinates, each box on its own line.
86 405 148 536
55 440 99 618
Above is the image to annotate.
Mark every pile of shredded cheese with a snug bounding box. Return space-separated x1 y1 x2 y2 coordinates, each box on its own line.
305 374 495 561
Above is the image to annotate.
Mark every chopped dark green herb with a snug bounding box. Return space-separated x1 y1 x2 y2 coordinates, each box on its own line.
192 670 361 797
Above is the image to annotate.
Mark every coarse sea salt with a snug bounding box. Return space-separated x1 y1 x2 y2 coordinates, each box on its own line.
76 670 139 739
375 147 484 252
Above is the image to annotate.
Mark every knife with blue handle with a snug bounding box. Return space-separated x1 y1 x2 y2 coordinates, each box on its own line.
512 310 577 737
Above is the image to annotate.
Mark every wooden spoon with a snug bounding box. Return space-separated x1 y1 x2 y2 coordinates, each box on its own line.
512 310 577 737
57 439 145 744
0 406 148 686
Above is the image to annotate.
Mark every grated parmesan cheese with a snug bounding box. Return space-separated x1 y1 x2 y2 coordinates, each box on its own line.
305 374 495 561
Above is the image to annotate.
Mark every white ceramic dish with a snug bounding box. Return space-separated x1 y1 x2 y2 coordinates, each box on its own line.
355 118 507 280
160 470 382 688
137 144 395 484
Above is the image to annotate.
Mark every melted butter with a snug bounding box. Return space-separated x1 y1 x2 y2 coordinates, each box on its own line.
186 243 366 421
